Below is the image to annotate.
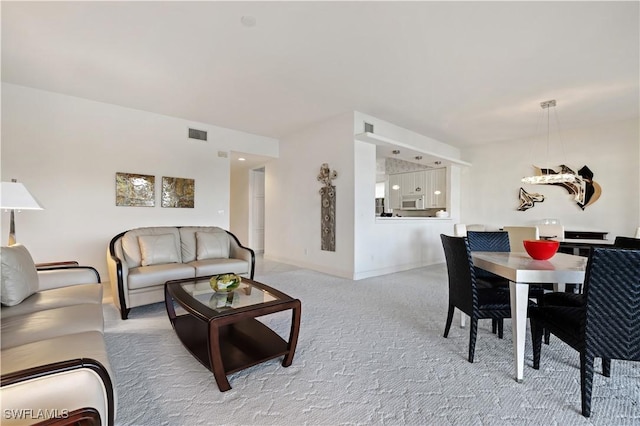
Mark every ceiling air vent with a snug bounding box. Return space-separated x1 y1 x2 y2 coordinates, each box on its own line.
188 128 207 141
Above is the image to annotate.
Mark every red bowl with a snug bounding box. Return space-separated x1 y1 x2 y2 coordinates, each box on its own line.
523 240 559 260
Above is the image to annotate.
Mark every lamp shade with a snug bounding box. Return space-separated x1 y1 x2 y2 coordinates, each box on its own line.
1 182 44 210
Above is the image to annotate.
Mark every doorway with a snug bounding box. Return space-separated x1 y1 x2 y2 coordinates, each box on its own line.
249 167 265 253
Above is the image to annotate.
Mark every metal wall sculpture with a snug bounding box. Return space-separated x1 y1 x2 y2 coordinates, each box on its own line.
162 176 195 208
520 164 601 210
544 165 600 210
115 172 155 207
317 163 338 251
517 187 544 211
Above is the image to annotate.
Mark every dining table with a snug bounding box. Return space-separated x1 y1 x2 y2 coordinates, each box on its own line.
471 251 588 382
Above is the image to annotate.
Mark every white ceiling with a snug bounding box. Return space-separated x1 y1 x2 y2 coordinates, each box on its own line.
2 1 639 150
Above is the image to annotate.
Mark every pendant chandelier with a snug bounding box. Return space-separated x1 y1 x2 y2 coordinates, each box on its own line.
521 99 577 185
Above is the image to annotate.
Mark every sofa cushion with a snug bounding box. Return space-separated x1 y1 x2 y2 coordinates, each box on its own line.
1 331 112 377
1 283 103 319
121 227 181 268
127 263 195 290
138 234 180 266
179 226 227 263
1 244 39 307
0 304 104 350
189 258 250 277
196 231 230 260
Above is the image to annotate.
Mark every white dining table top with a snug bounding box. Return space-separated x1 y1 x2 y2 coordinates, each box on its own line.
471 251 588 284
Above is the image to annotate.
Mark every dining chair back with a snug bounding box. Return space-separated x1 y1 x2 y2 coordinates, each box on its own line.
466 231 510 283
531 247 640 417
467 224 486 232
537 224 565 240
468 230 546 306
613 236 640 249
441 234 532 362
453 224 467 237
503 226 539 252
466 230 511 337
466 231 510 252
453 224 485 237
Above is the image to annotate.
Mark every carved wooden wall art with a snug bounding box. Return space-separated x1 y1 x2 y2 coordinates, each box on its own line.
317 163 338 251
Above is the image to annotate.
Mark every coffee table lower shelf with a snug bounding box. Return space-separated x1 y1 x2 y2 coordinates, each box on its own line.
173 314 289 380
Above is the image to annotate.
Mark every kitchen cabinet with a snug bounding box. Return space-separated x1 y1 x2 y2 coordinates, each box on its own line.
387 168 446 210
400 171 426 196
426 168 446 208
388 174 402 209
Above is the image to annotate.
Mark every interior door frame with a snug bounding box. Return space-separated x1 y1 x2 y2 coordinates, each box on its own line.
248 167 265 253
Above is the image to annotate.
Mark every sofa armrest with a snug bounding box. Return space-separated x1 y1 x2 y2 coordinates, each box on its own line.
226 231 255 279
1 359 114 426
37 267 101 292
107 232 130 320
36 261 79 269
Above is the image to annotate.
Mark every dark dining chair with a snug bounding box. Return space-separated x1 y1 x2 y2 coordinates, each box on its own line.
535 235 639 344
530 247 640 417
466 231 511 287
466 230 548 337
440 234 536 362
557 236 640 304
466 231 511 337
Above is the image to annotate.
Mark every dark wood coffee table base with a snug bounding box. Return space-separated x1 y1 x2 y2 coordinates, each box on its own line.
165 279 301 392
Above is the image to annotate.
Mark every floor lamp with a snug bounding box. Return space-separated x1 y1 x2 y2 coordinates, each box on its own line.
1 179 44 246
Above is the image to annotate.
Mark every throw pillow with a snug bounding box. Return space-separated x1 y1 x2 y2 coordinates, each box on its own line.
196 231 230 260
138 234 180 266
1 244 39 306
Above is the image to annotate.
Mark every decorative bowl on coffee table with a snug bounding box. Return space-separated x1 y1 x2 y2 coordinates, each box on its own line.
523 240 560 260
210 273 241 292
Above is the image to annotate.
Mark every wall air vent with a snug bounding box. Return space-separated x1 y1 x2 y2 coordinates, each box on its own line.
188 128 208 141
364 122 374 133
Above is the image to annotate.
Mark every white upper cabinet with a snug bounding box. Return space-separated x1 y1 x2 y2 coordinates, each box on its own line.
388 174 402 209
399 171 426 196
426 168 446 208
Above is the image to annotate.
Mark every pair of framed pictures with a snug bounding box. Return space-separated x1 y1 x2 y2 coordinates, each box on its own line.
115 172 194 208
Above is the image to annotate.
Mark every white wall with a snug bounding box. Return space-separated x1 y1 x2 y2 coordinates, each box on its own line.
460 118 640 239
1 83 278 279
354 112 462 160
353 140 446 279
265 112 355 278
352 113 465 279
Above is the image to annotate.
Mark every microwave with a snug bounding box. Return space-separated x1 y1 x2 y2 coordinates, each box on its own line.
401 195 426 210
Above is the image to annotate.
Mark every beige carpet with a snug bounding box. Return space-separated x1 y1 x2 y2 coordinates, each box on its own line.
103 263 639 425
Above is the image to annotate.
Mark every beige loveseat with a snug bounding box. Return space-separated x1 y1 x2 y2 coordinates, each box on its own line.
107 226 255 320
1 244 115 426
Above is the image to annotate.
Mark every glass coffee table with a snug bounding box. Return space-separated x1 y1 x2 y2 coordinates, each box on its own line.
164 275 301 391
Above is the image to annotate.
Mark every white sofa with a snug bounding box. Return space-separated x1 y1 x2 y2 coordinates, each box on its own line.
1 244 115 426
107 226 255 320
